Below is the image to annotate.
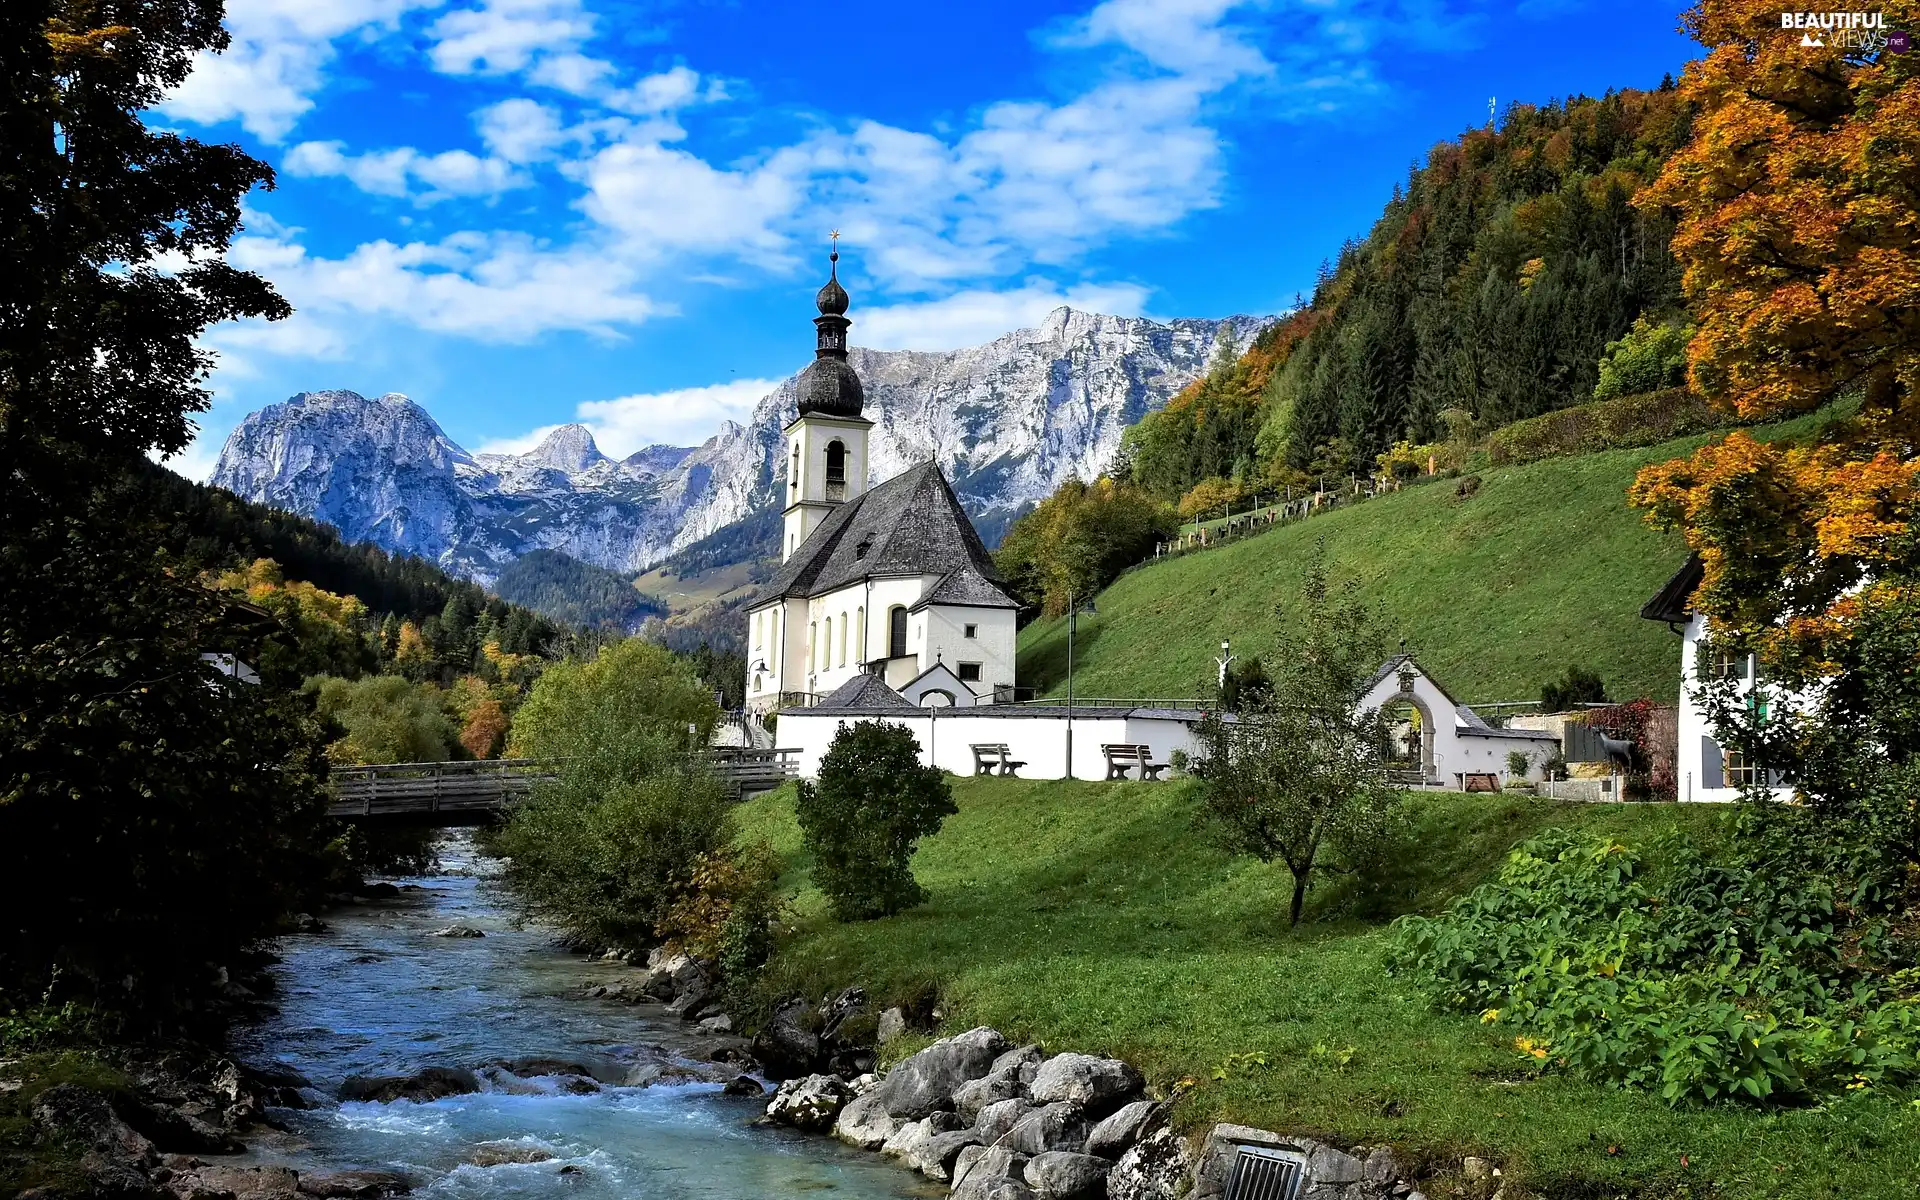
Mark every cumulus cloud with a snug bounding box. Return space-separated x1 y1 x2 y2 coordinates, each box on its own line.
229 228 659 341
427 0 602 87
479 378 781 458
161 0 445 141
285 140 529 202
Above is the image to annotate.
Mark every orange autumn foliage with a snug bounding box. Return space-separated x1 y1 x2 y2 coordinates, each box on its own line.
1631 2 1920 658
459 698 510 760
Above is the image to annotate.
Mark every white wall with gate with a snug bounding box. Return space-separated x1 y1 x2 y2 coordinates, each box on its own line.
776 707 1208 781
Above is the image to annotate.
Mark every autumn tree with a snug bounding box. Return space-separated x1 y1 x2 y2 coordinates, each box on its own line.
1629 1 1920 886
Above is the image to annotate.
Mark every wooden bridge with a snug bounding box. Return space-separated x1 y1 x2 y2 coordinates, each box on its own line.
326 749 800 823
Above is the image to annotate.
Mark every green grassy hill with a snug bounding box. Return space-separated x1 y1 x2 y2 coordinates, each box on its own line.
1017 434 1715 706
740 777 1920 1200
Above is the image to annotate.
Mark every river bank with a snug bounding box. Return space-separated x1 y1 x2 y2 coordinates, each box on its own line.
12 833 926 1200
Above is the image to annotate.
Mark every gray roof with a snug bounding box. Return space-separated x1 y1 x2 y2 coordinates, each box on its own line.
766 461 1011 601
814 674 916 711
912 564 1018 611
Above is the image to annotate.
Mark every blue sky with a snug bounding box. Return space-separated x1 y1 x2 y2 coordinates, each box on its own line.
161 0 1700 477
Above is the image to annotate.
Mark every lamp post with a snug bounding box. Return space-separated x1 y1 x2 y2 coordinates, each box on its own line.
1065 592 1096 778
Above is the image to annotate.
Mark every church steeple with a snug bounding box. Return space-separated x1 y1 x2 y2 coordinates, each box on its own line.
795 238 864 417
783 238 873 561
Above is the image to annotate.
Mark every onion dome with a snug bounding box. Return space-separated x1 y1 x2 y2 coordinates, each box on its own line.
797 248 864 417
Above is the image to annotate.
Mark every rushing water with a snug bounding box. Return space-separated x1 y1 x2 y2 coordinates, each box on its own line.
231 834 924 1199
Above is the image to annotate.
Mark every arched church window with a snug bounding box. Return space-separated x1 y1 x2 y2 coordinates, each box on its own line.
888 606 908 658
826 440 846 483
839 612 848 666
855 606 864 660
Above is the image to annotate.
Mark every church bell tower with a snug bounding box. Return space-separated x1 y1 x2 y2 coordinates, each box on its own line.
781 243 873 561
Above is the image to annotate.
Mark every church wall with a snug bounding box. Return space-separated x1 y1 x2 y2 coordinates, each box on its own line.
919 603 1017 700
777 708 1208 780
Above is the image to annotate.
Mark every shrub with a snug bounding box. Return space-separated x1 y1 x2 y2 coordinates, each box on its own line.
1505 750 1531 779
1485 388 1725 466
1389 829 1920 1105
796 721 957 921
1593 314 1694 401
492 639 728 948
1540 665 1608 713
655 842 786 984
306 673 462 765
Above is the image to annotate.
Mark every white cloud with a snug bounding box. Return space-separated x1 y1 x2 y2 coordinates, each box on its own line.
230 228 659 340
428 0 597 81
285 140 529 202
162 0 444 141
579 140 805 255
156 436 224 484
476 98 569 162
479 379 781 458
856 282 1153 351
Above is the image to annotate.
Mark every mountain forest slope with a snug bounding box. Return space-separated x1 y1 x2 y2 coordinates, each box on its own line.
1123 85 1694 506
1018 433 1702 706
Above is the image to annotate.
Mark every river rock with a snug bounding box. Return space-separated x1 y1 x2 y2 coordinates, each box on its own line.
1085 1100 1165 1159
766 1074 854 1131
723 1075 765 1097
181 1163 303 1199
973 1097 1035 1143
1024 1151 1112 1200
882 1111 965 1161
954 1173 1038 1200
338 1067 481 1104
831 1089 899 1150
242 1063 316 1110
696 1013 734 1036
642 953 707 1001
297 1168 413 1196
877 1007 907 1045
430 924 484 938
1108 1127 1194 1200
471 1142 553 1166
1027 1054 1143 1115
1002 1102 1094 1157
817 986 868 1037
753 997 823 1079
953 1063 1027 1120
117 1093 246 1154
876 1026 1009 1119
910 1129 984 1181
32 1083 155 1192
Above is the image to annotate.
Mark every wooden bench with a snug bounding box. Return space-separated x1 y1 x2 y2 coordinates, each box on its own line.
1462 772 1501 793
1100 743 1169 782
970 744 1026 777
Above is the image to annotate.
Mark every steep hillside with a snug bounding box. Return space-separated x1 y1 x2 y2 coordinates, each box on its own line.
492 549 667 632
1017 435 1708 706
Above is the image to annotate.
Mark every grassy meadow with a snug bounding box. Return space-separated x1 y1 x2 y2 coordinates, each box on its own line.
740 776 1920 1200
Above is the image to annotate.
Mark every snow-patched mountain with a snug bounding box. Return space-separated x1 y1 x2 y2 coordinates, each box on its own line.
212 307 1271 584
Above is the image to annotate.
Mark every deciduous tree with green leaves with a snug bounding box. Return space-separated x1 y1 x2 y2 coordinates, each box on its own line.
1195 544 1403 926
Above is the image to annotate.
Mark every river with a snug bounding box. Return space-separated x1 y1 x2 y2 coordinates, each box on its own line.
230 833 924 1199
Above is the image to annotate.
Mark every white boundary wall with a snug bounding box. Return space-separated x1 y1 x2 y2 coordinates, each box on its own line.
775 707 1207 780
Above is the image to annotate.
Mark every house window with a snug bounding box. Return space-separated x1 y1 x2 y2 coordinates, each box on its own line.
1724 746 1765 787
1704 644 1751 681
888 606 908 657
964 623 977 638
957 662 983 683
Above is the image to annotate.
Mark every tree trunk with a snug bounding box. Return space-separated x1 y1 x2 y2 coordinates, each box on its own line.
1288 868 1310 927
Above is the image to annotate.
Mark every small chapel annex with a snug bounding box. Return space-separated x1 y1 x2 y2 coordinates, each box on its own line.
744 254 1020 713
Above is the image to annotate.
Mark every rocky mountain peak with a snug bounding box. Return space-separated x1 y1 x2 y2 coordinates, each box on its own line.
525 424 606 473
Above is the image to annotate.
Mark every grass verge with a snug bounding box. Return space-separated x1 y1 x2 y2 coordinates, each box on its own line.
740 775 1920 1200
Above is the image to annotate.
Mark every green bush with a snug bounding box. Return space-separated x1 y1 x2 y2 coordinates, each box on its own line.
492 639 728 948
796 720 957 921
1485 388 1725 466
1593 315 1694 401
1388 829 1920 1105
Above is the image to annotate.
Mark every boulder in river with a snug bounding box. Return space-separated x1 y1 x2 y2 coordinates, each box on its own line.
470 1142 555 1167
338 1067 481 1104
723 1075 765 1097
296 1168 413 1196
752 996 823 1078
430 924 485 938
831 1089 900 1150
765 1074 854 1132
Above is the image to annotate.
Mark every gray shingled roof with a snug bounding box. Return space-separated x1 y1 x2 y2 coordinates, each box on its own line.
911 564 1017 611
814 674 916 711
766 461 1010 601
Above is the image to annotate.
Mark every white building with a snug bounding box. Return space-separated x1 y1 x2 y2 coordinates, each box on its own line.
778 675 1209 780
1641 557 1796 803
1360 654 1558 788
745 255 1020 713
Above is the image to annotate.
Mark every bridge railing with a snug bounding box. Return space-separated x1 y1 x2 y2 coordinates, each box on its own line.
326 750 802 819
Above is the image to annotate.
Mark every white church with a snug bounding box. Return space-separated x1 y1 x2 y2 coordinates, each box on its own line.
745 254 1021 713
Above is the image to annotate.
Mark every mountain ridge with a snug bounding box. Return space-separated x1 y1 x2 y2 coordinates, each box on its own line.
212 305 1273 584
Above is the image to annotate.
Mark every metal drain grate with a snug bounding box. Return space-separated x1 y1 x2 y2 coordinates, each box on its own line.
1223 1145 1307 1200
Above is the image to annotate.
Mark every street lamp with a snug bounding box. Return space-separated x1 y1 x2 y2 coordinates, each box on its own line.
1065 592 1097 779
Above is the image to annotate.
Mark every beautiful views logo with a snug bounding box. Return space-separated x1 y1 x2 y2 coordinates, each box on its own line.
1779 10 1900 48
